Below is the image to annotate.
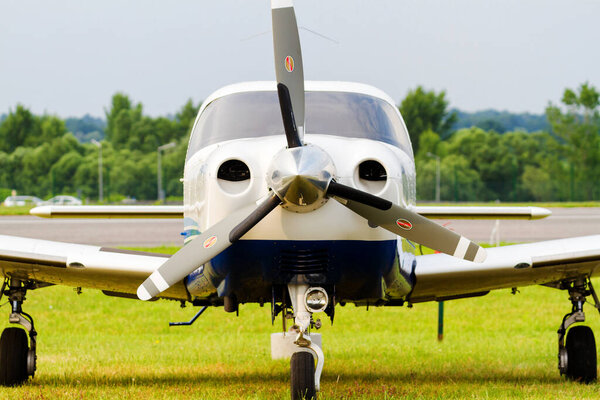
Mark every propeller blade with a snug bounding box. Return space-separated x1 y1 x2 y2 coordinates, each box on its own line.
272 0 304 145
137 194 281 300
277 83 302 148
327 182 487 263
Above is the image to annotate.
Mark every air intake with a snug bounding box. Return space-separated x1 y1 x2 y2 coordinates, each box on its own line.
279 248 328 275
217 159 250 181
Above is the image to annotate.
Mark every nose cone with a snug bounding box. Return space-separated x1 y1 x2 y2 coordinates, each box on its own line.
267 144 336 212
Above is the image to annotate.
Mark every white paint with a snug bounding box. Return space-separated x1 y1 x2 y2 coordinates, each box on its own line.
271 332 322 359
474 247 487 263
453 236 470 259
271 0 293 10
137 285 152 301
183 133 413 241
414 206 552 220
150 271 170 292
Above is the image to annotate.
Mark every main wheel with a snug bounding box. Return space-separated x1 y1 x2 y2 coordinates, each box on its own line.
290 351 316 400
0 328 29 386
565 325 597 383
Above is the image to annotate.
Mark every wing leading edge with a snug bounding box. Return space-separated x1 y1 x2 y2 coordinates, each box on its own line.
413 206 551 220
30 205 551 220
0 235 187 300
410 235 600 303
30 205 184 218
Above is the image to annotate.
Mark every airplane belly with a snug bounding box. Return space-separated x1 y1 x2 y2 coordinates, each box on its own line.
186 239 413 304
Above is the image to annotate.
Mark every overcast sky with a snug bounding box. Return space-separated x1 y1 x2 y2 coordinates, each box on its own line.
1 0 599 118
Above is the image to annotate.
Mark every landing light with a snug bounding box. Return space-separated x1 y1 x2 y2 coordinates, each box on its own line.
304 287 329 313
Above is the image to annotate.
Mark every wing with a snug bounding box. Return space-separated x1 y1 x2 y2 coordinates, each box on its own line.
30 205 550 220
30 205 183 218
0 235 188 300
413 206 551 220
409 235 600 302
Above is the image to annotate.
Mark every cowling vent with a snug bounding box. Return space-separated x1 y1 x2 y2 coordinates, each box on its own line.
279 248 329 275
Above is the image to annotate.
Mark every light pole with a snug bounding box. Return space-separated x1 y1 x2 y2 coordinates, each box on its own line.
91 139 103 203
157 142 176 203
426 152 441 202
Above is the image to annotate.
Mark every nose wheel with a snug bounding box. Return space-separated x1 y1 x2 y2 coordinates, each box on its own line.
291 351 316 400
271 284 325 400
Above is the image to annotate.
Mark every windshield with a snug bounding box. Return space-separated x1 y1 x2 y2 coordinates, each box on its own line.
187 91 413 160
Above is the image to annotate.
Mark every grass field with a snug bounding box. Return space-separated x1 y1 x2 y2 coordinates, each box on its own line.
0 206 35 216
1 248 600 399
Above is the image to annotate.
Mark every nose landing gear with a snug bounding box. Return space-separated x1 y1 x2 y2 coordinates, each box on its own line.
557 278 599 383
271 284 327 400
0 278 37 386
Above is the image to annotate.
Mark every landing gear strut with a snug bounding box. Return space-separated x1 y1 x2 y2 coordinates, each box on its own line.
271 284 327 400
287 284 325 400
557 278 598 383
0 278 37 386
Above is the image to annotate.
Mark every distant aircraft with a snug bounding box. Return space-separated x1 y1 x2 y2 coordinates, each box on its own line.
2 1 599 398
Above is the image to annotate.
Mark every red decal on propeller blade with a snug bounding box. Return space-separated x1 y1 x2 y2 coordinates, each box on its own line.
203 236 218 249
285 56 294 72
396 219 413 230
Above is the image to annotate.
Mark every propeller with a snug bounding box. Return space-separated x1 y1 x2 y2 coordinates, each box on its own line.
136 0 486 301
277 83 302 148
326 182 486 262
137 194 280 300
272 0 304 147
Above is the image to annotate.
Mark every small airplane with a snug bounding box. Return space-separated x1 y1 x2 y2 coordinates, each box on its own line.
2 1 599 398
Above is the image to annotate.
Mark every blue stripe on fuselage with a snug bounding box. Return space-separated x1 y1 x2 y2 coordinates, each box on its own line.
198 239 398 303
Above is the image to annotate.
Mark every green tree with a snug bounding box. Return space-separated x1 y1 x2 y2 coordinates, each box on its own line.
104 93 143 148
51 152 84 194
415 129 444 160
32 115 68 147
0 105 41 152
399 86 457 153
175 99 201 140
444 128 518 200
546 82 600 200
162 141 187 198
521 165 552 201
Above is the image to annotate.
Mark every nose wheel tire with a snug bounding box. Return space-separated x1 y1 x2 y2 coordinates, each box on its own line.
291 351 316 400
565 326 597 383
0 328 29 386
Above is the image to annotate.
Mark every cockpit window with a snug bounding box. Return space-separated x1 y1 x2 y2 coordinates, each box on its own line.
187 91 413 160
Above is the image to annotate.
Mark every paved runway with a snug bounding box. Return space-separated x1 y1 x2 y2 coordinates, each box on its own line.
437 208 600 244
0 217 184 247
0 208 598 247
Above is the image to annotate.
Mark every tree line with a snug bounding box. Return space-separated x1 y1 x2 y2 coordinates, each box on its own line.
0 94 199 202
402 82 600 202
0 83 598 203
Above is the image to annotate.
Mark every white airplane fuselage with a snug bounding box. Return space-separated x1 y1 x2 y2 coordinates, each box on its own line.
182 81 417 305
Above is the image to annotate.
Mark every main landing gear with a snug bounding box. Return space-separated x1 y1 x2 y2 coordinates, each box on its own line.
0 278 37 386
271 284 328 400
557 278 599 383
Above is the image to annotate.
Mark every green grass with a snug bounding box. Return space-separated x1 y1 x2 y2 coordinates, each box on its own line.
0 206 35 215
0 248 599 399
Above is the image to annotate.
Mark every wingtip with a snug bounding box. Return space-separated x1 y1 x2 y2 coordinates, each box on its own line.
530 207 552 220
30 205 52 218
